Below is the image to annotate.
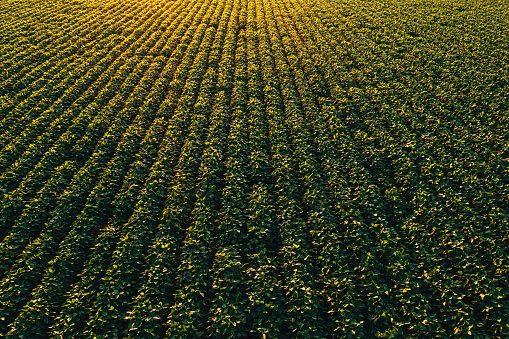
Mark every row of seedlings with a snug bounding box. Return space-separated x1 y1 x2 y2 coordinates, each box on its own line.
266 2 371 335
0 0 166 130
0 35 111 147
288 6 391 333
265 1 374 336
0 160 77 273
381 26 509 338
0 51 140 221
0 3 192 322
46 0 206 311
0 0 97 86
123 51 217 339
343 5 486 334
0 0 66 50
4 0 158 76
14 59 173 336
327 1 507 335
292 0 508 335
272 0 390 336
296 1 422 335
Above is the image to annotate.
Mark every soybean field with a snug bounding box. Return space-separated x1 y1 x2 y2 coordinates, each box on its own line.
0 0 508 337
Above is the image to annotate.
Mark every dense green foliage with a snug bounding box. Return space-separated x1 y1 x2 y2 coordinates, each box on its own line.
0 0 508 337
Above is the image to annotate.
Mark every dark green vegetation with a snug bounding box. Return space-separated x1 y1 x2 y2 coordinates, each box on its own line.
0 0 508 337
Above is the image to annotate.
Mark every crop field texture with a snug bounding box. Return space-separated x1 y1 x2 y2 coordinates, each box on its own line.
0 0 508 337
